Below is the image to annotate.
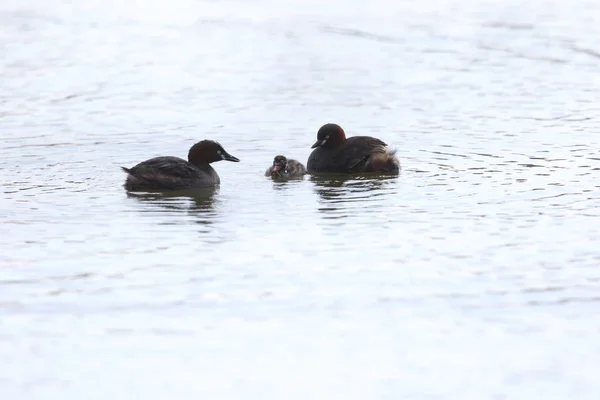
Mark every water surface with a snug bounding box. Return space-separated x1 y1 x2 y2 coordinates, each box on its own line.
2 0 600 398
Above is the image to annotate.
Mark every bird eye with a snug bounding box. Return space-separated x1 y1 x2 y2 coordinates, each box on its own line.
326 135 330 139
217 150 222 154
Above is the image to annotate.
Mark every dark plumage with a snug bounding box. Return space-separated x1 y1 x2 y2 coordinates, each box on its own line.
265 155 307 179
121 140 239 191
307 123 400 174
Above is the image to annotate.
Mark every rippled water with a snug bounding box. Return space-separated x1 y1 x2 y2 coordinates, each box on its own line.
2 0 600 398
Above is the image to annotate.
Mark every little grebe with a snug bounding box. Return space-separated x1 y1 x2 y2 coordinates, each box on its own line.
121 140 240 191
307 123 400 174
265 155 307 179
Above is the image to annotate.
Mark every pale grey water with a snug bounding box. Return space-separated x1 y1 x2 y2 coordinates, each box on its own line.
1 0 600 398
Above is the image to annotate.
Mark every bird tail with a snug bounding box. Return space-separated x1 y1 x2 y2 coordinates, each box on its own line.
368 150 400 174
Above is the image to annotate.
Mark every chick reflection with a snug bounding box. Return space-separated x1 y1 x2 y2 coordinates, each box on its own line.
126 188 219 225
270 178 305 193
310 174 396 218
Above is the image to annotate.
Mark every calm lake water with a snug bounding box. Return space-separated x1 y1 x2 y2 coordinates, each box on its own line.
2 0 600 398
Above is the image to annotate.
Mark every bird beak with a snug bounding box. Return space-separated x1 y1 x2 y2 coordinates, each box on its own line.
221 151 240 162
311 139 326 149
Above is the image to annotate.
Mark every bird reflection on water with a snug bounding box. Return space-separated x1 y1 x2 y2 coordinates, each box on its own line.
269 178 305 193
309 174 399 219
126 188 219 227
